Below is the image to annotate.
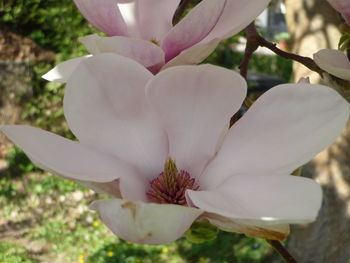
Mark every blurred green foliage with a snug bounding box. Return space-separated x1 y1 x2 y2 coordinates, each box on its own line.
206 39 292 82
1 0 291 262
0 242 39 263
1 0 95 137
0 0 94 58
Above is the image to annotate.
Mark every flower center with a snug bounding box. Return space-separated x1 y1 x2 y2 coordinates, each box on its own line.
146 158 199 205
151 39 159 45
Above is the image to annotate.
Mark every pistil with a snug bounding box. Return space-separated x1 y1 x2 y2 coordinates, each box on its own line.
147 158 199 205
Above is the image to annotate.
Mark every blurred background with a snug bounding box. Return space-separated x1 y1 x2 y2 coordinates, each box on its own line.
0 0 349 262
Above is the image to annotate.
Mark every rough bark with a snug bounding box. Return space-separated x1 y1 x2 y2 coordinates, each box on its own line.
0 26 55 158
285 1 350 262
285 0 341 83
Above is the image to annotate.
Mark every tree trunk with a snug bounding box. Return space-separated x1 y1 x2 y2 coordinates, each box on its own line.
0 26 55 159
285 0 341 83
285 1 350 262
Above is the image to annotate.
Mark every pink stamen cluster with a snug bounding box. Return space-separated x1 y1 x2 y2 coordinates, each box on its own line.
147 158 199 205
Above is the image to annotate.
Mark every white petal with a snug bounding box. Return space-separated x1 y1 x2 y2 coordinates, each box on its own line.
205 214 290 240
189 175 322 224
42 56 91 83
64 53 168 179
80 34 165 71
200 84 349 188
0 125 130 182
314 49 350 81
147 64 246 178
90 199 203 244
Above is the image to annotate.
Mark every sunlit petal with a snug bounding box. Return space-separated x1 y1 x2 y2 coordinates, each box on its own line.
42 56 90 83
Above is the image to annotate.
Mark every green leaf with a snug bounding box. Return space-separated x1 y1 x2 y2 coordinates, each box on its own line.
185 221 218 244
338 33 350 51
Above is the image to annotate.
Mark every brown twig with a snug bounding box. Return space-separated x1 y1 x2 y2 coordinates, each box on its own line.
239 23 324 79
239 24 260 79
267 240 298 263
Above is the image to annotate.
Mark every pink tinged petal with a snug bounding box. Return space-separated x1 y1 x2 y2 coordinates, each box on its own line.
199 0 271 45
200 84 350 188
147 65 247 178
188 175 322 225
0 125 129 182
342 8 350 24
79 34 165 72
90 199 203 244
42 56 90 83
327 0 350 24
73 0 128 36
64 53 168 179
314 49 350 81
161 0 226 62
162 38 221 70
137 0 181 42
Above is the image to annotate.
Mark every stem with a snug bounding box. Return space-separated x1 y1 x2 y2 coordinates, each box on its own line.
258 35 323 75
267 240 298 263
239 23 259 79
241 23 324 77
241 23 350 98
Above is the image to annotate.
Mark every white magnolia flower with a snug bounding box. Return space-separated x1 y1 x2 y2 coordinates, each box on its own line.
2 54 349 244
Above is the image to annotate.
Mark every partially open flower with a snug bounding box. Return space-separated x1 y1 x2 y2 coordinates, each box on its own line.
2 54 349 244
314 49 350 81
43 0 270 80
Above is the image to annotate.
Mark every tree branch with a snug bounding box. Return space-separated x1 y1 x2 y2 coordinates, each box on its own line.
239 23 260 79
239 23 324 78
267 240 298 263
